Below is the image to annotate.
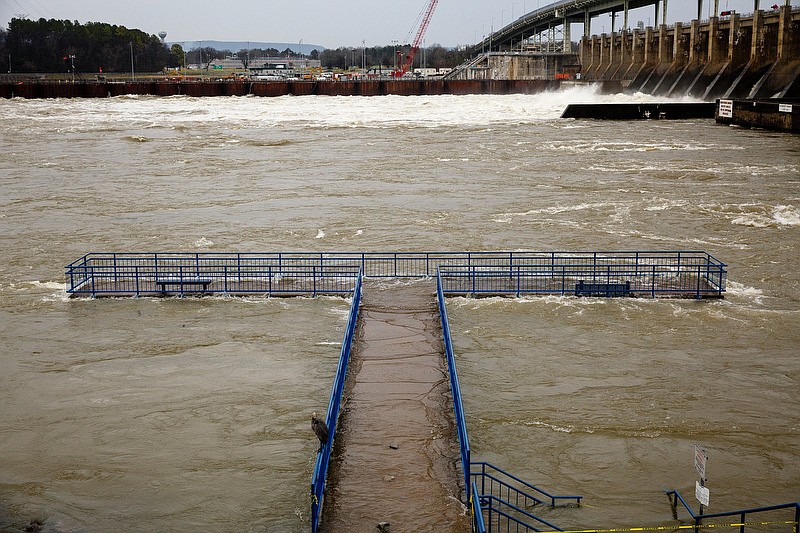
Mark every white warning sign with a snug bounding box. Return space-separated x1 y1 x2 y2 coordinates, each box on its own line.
694 445 707 480
696 480 710 507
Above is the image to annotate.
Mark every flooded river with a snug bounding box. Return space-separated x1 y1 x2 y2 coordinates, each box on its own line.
0 87 798 532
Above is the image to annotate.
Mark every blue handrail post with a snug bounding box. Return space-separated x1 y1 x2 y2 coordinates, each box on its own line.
794 503 799 533
472 481 486 533
696 264 702 299
90 263 96 297
651 264 656 297
471 266 476 294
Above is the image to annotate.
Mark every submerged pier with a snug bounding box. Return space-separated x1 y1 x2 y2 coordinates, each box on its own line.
320 279 468 531
65 250 734 531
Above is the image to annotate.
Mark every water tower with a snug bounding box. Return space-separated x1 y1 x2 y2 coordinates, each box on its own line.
159 31 167 42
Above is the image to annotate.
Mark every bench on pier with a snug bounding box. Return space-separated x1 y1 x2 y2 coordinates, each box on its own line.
155 277 212 294
575 280 631 297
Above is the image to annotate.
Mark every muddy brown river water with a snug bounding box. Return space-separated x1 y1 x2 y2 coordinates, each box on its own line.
0 89 798 532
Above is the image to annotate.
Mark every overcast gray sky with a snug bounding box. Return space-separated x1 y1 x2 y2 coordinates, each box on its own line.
1 0 796 49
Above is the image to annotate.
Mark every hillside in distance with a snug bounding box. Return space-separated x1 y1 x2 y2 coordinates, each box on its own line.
172 40 327 54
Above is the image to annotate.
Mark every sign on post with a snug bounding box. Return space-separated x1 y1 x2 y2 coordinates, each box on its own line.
694 444 707 480
694 445 709 510
696 481 710 507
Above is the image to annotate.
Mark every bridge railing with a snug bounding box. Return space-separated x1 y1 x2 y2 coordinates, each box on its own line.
667 490 799 533
310 269 363 533
65 251 726 298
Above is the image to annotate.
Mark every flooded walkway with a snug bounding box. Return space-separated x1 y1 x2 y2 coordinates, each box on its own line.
320 279 469 532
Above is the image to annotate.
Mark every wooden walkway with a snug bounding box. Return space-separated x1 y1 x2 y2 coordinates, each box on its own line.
320 279 469 532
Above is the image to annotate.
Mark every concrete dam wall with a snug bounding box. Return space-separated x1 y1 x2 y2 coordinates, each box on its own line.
579 5 800 99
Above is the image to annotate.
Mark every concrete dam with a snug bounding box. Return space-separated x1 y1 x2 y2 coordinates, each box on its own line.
581 7 800 99
448 5 800 100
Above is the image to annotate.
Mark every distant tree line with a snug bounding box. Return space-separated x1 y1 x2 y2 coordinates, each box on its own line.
320 44 470 71
0 18 181 73
0 17 470 74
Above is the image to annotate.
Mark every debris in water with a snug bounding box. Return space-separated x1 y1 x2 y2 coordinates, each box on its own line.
311 411 329 452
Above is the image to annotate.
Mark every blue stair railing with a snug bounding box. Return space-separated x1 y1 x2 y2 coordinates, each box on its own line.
667 490 799 533
471 462 582 532
472 462 583 509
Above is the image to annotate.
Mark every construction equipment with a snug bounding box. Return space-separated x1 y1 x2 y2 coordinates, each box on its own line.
394 0 439 76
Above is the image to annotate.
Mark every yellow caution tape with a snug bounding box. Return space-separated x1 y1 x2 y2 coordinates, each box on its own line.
547 521 797 533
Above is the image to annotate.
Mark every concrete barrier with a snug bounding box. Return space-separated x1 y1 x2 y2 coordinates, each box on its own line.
251 81 291 97
561 102 716 119
2 78 618 99
716 98 799 132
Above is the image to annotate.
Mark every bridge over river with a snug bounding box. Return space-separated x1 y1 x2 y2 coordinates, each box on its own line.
65 250 748 531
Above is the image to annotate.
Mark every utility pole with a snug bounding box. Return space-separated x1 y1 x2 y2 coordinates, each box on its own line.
130 42 135 81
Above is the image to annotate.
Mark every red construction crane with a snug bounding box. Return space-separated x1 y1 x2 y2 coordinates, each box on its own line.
396 0 439 76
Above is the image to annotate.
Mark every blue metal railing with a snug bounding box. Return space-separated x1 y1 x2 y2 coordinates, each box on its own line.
437 269 583 533
437 271 472 495
472 481 488 533
310 270 363 533
472 462 582 508
478 495 566 532
667 490 800 533
438 251 727 298
471 462 582 532
65 251 726 298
